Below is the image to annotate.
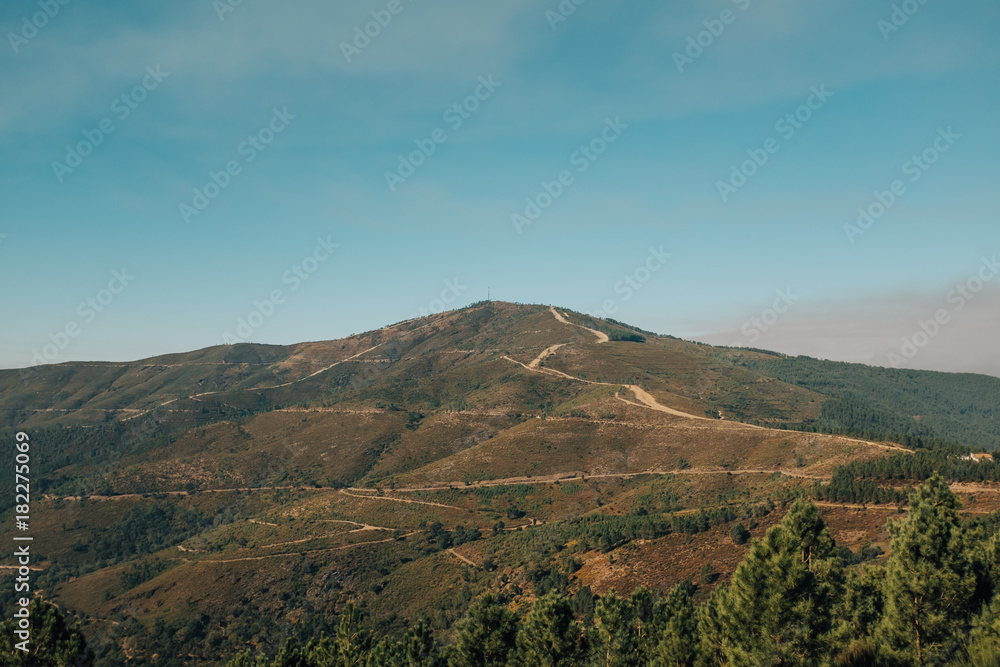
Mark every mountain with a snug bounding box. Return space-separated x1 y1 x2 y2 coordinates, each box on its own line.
3 302 999 665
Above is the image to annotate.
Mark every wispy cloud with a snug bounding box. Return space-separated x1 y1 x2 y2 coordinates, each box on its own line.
695 283 1000 377
1 0 998 367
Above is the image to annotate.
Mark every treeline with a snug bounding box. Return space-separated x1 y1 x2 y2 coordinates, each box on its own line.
226 478 1000 666
739 356 1000 449
813 394 945 442
851 450 1000 484
814 451 1000 508
754 394 968 451
608 331 647 343
542 502 770 555
813 466 908 506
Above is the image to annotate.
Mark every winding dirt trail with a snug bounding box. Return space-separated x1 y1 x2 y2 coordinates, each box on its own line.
511 306 913 455
338 488 466 511
371 468 826 494
59 306 920 517
446 548 477 567
615 389 714 421
242 344 381 392
124 345 381 421
257 526 392 550
549 306 609 343
503 353 711 423
49 484 338 502
316 519 395 533
529 343 566 369
124 319 442 422
178 531 420 564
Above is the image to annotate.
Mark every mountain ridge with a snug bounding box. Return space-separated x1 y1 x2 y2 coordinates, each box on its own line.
5 301 1000 664
3 301 999 449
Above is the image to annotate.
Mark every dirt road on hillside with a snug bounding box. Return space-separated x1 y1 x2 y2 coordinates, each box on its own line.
615 390 714 421
178 531 420 564
517 308 914 456
549 306 609 342
356 468 827 495
338 488 467 511
446 548 477 567
123 320 442 422
504 353 715 424
529 343 566 368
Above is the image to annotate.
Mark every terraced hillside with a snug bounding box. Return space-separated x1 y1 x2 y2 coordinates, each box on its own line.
2 302 999 665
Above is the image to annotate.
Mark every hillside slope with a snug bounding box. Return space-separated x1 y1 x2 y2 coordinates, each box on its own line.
5 301 999 664
4 301 997 449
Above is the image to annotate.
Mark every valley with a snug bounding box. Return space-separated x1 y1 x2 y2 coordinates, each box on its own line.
3 301 1000 664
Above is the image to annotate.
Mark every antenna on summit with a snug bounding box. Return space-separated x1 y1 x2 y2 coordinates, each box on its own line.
488 287 491 302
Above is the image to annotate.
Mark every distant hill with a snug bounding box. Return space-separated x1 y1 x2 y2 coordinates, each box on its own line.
738 354 1000 449
5 301 997 449
6 301 1000 664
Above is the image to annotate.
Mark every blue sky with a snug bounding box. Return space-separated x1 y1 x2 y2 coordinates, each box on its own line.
1 0 998 375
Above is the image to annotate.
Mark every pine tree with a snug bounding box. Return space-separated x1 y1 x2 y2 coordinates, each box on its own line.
594 591 638 666
729 523 750 546
714 499 842 665
448 593 518 667
270 638 309 667
298 605 372 666
964 595 1000 663
781 498 836 568
835 566 885 645
695 583 728 667
652 581 697 666
515 593 582 667
395 621 441 666
334 605 373 666
369 620 442 666
0 596 92 666
629 586 656 664
877 474 983 665
225 650 268 667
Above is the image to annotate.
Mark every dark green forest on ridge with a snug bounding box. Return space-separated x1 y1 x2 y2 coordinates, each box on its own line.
739 355 1000 450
